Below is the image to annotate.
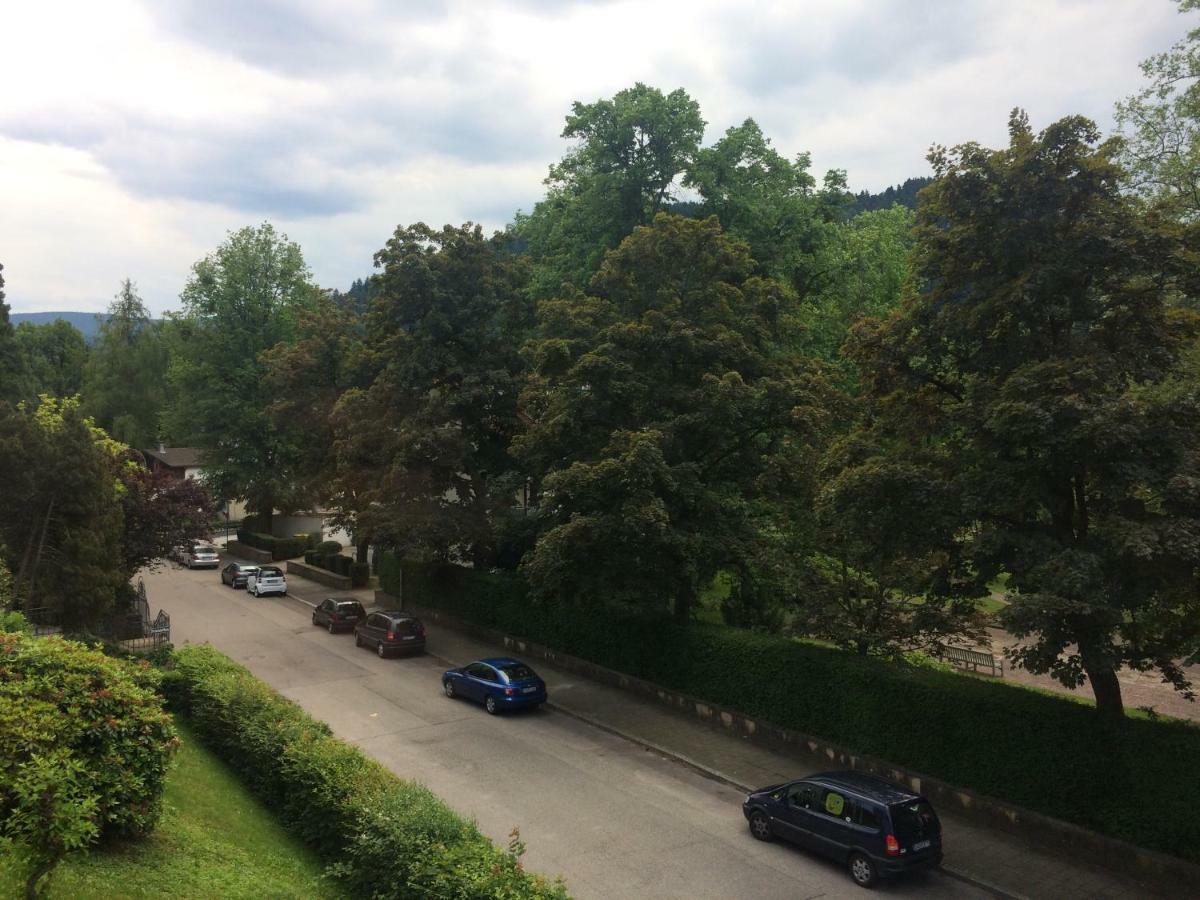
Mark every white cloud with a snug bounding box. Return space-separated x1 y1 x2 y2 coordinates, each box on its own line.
0 0 1187 314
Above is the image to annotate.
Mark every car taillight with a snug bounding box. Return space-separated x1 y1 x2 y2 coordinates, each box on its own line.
505 688 515 696
386 631 395 640
885 834 900 857
417 624 425 635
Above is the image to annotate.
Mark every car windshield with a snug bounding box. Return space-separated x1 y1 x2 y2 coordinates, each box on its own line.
260 567 283 577
499 663 535 681
889 800 938 840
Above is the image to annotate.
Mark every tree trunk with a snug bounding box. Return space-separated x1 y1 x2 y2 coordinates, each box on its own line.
259 504 274 536
673 582 695 622
25 850 62 900
356 538 369 564
25 496 55 609
1082 655 1125 723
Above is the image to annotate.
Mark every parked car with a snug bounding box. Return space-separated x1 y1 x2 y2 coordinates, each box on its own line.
442 657 547 715
313 597 366 633
221 563 259 589
742 771 942 888
354 610 425 658
245 565 287 597
185 543 220 569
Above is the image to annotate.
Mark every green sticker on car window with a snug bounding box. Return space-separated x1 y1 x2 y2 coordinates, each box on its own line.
824 792 844 816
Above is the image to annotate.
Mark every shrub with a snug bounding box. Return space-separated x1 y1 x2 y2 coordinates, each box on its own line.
317 541 342 555
167 645 566 899
235 531 306 561
350 562 370 588
383 555 1200 865
1 632 179 893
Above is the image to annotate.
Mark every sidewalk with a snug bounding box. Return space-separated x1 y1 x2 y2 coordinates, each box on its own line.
258 561 1183 899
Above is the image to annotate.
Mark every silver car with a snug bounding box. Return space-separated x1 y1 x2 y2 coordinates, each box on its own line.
186 544 220 569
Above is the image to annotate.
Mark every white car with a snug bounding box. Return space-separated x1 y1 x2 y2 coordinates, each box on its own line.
246 565 287 597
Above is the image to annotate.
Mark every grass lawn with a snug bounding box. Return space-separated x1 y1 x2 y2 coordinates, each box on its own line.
0 719 345 900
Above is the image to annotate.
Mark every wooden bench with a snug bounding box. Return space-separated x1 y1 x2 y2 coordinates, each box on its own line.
941 644 1004 677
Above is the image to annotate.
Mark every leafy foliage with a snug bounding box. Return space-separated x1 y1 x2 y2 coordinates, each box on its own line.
14 319 88 400
518 214 835 617
851 110 1200 719
0 632 178 896
518 83 705 296
165 223 319 531
83 280 169 449
330 223 533 567
117 463 216 577
168 644 567 899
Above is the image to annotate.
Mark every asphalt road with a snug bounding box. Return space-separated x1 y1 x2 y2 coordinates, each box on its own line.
144 564 991 900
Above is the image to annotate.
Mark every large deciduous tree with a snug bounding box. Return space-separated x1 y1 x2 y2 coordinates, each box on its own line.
518 213 834 619
855 110 1200 721
332 223 533 567
1116 0 1200 219
519 84 705 297
165 223 318 532
0 263 34 404
84 280 168 449
117 462 216 578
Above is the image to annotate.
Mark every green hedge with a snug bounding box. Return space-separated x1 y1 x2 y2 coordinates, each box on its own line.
165 645 566 899
302 552 367 586
236 530 307 561
382 556 1200 864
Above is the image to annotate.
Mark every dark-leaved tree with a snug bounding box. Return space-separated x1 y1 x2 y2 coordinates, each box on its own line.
853 110 1200 720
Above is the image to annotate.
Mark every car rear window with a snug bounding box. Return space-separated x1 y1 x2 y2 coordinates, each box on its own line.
241 566 259 574
391 617 421 634
260 567 283 577
498 663 535 681
336 602 363 614
193 546 215 554
889 800 938 840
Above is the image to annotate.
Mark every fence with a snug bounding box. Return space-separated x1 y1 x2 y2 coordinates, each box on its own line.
19 579 171 652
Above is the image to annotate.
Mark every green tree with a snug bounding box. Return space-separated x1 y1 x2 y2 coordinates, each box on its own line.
854 110 1200 721
685 118 847 293
802 205 915 370
518 214 834 619
83 280 168 448
165 223 319 532
262 291 368 554
14 320 87 399
1116 0 1200 219
519 84 705 297
0 397 125 625
331 224 533 566
0 263 34 403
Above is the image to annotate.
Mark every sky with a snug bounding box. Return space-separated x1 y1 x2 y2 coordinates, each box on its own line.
0 0 1190 315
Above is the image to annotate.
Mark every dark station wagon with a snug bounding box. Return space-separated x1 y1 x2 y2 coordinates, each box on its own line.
743 771 942 888
354 610 426 658
312 597 366 633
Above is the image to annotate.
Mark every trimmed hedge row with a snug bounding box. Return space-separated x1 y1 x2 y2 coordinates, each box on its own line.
383 556 1200 864
303 551 369 587
164 645 566 899
235 530 308 561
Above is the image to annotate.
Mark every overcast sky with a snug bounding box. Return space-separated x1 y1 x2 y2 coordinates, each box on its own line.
0 0 1189 315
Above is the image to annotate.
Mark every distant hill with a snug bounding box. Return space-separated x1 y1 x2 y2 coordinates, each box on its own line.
847 177 933 217
11 311 110 341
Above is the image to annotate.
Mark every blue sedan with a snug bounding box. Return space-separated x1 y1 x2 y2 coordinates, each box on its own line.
442 657 547 714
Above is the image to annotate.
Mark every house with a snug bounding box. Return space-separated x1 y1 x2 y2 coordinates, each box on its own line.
140 444 247 521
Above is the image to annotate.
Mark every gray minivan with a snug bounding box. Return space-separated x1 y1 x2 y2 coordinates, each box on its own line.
354 610 426 658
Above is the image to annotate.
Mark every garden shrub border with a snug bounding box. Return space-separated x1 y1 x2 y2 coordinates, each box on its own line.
303 550 369 587
234 530 307 561
164 645 565 899
381 555 1200 866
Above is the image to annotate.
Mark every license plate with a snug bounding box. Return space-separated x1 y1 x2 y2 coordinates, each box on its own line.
402 635 416 640
522 686 537 694
913 840 931 851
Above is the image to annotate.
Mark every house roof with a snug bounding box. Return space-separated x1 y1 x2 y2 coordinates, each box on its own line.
142 446 203 468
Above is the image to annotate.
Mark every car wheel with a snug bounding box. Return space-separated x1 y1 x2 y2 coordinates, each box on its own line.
848 852 877 889
354 632 362 648
312 612 318 626
327 621 336 634
748 810 772 841
376 641 387 659
443 680 455 699
485 695 498 715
